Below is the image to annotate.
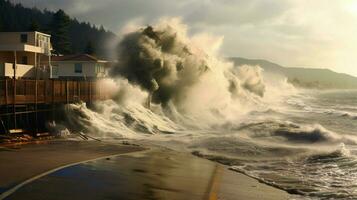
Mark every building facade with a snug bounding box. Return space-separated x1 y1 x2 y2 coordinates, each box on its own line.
0 31 52 79
50 54 110 80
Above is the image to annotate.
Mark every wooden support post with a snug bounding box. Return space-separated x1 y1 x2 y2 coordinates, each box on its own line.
26 104 29 128
24 79 26 96
13 51 17 129
52 79 55 121
5 79 8 107
35 53 38 136
44 80 47 103
0 118 8 135
48 54 52 78
4 79 8 134
66 79 69 104
25 80 29 129
35 80 38 135
4 79 9 134
52 80 55 103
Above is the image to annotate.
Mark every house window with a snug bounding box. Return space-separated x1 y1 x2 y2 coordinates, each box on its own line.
95 64 104 73
97 64 107 73
21 56 28 65
20 34 28 43
52 65 58 76
74 63 83 73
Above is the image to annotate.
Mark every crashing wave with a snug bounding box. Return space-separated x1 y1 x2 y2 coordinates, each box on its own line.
58 18 298 136
323 109 357 120
62 100 182 138
341 112 357 120
232 121 357 145
306 143 351 162
109 18 266 125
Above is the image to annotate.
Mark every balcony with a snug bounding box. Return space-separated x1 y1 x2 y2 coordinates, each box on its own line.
0 32 52 55
0 62 35 78
0 44 44 54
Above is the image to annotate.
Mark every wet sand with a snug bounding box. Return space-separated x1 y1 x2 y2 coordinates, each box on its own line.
0 140 291 200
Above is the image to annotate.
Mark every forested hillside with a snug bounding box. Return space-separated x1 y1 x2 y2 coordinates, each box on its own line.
0 0 117 59
230 57 357 89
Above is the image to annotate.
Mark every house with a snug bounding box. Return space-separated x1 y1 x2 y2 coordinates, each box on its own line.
0 31 52 79
49 54 110 80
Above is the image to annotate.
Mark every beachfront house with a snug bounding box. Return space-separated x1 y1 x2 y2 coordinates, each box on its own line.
0 31 52 79
49 54 110 80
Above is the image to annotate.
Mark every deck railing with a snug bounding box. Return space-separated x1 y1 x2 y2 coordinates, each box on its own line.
0 78 111 105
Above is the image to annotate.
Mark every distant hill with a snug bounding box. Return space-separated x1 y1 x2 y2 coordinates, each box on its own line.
0 0 117 59
229 57 357 89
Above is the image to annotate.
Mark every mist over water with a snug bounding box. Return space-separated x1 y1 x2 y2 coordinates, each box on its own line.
61 19 357 199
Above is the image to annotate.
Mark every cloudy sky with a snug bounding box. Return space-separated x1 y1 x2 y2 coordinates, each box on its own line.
13 0 357 76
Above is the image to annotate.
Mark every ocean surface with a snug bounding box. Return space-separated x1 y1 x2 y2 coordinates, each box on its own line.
205 89 357 200
137 89 356 200
66 89 357 200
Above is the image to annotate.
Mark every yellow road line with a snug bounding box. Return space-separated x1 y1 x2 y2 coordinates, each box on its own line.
206 164 223 200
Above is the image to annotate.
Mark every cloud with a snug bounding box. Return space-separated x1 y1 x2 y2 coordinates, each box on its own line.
184 0 290 26
11 0 357 76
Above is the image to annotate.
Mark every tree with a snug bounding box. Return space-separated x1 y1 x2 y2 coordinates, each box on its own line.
28 19 40 31
0 1 117 59
84 41 95 55
99 25 105 32
51 9 72 55
0 17 3 31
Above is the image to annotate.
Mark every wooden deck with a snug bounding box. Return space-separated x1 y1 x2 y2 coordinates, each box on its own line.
0 78 112 106
0 78 113 136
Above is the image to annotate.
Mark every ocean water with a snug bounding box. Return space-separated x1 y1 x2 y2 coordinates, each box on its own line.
188 90 357 200
63 89 357 200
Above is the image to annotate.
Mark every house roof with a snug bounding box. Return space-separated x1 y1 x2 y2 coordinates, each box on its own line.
51 54 107 62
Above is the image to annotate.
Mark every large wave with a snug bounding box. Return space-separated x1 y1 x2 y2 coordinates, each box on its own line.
108 18 267 126
53 18 300 139
54 18 329 142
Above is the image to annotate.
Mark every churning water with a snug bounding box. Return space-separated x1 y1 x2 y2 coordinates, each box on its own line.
59 18 357 199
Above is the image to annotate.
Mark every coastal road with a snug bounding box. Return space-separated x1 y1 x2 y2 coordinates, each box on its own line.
0 141 291 200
